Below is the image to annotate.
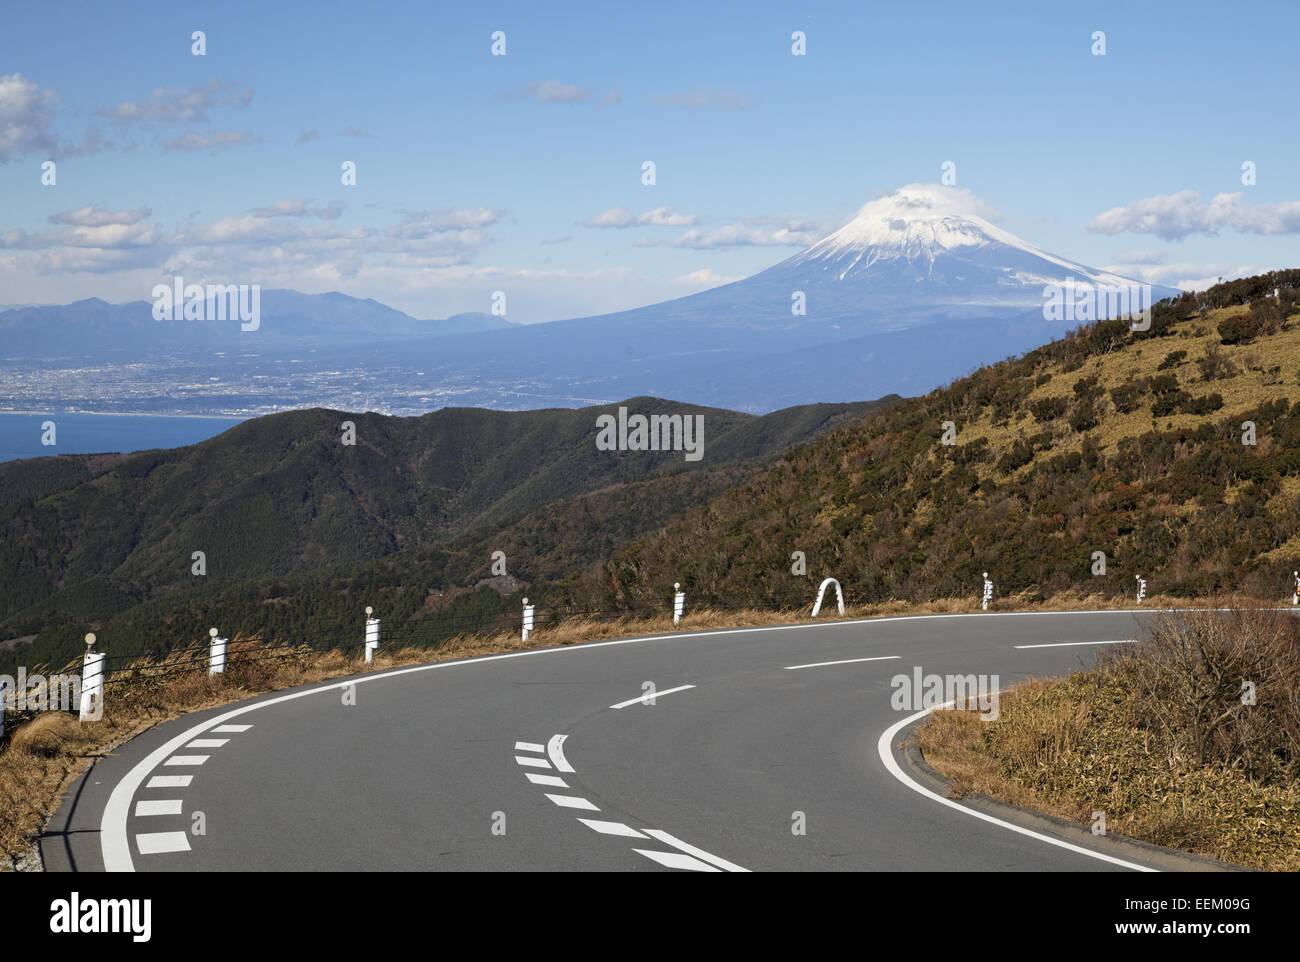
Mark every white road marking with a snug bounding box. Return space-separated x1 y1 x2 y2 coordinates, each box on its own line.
634 849 719 872
643 829 750 872
544 794 600 811
135 832 191 855
163 755 208 767
211 724 253 733
514 741 545 753
578 819 648 839
1015 639 1137 649
186 738 228 748
100 608 1173 872
609 684 696 710
145 775 192 789
134 799 183 817
784 655 901 671
525 773 569 787
514 755 551 769
547 733 574 773
877 702 1156 872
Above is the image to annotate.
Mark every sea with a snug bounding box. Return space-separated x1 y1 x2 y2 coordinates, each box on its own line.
0 412 243 463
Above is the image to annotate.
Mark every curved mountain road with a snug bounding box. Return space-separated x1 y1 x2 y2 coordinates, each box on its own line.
46 611 1174 872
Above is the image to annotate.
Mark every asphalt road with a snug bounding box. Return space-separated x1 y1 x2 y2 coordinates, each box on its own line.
45 610 1175 872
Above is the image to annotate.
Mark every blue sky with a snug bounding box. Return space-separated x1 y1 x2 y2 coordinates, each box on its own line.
1 0 1298 320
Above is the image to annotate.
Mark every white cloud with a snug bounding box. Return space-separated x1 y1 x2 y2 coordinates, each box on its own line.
97 81 252 125
0 73 57 161
163 130 261 152
653 222 819 250
248 200 345 220
674 267 741 288
1089 190 1300 240
582 206 698 229
521 81 588 104
49 206 152 228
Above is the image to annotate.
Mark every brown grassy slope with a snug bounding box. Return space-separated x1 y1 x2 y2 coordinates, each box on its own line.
578 281 1300 610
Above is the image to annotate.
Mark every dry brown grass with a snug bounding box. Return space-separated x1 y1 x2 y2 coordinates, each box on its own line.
2 594 1280 868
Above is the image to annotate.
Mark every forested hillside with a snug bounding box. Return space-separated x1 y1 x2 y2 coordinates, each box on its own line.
0 396 893 671
580 272 1300 609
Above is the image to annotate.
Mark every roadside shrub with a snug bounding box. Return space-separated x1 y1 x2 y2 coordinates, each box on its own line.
1157 350 1187 371
1197 343 1237 381
1109 608 1300 783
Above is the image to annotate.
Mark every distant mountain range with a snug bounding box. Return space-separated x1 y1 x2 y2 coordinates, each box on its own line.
0 289 514 359
0 184 1178 412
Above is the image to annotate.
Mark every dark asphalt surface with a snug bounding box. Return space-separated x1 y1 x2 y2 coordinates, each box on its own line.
44 610 1168 872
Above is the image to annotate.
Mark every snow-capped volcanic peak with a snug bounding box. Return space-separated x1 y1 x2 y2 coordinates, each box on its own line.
805 183 1009 257
789 183 1136 290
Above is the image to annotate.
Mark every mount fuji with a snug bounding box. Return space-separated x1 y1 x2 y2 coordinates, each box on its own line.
403 184 1179 410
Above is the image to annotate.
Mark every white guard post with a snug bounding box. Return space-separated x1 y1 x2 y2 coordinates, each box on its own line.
364 606 381 663
522 598 535 642
1135 576 1147 605
1293 571 1298 607
0 675 7 738
811 577 845 617
673 583 685 625
981 573 994 611
208 628 228 675
79 633 105 722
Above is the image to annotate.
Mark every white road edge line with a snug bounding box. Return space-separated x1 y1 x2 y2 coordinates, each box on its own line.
877 702 1156 872
1015 639 1137 649
514 755 551 769
547 734 574 773
785 655 901 670
609 684 696 710
514 741 545 753
101 608 1165 872
642 829 750 873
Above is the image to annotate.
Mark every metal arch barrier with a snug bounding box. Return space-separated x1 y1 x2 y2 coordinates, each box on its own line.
811 577 845 617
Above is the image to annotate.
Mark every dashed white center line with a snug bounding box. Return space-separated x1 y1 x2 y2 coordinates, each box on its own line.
186 738 228 749
578 819 649 839
211 724 253 733
525 772 569 787
1014 639 1138 649
515 755 551 769
145 775 192 789
134 799 183 817
135 832 191 855
643 829 750 872
544 793 600 811
634 848 720 872
163 755 209 767
784 655 901 670
609 684 696 710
